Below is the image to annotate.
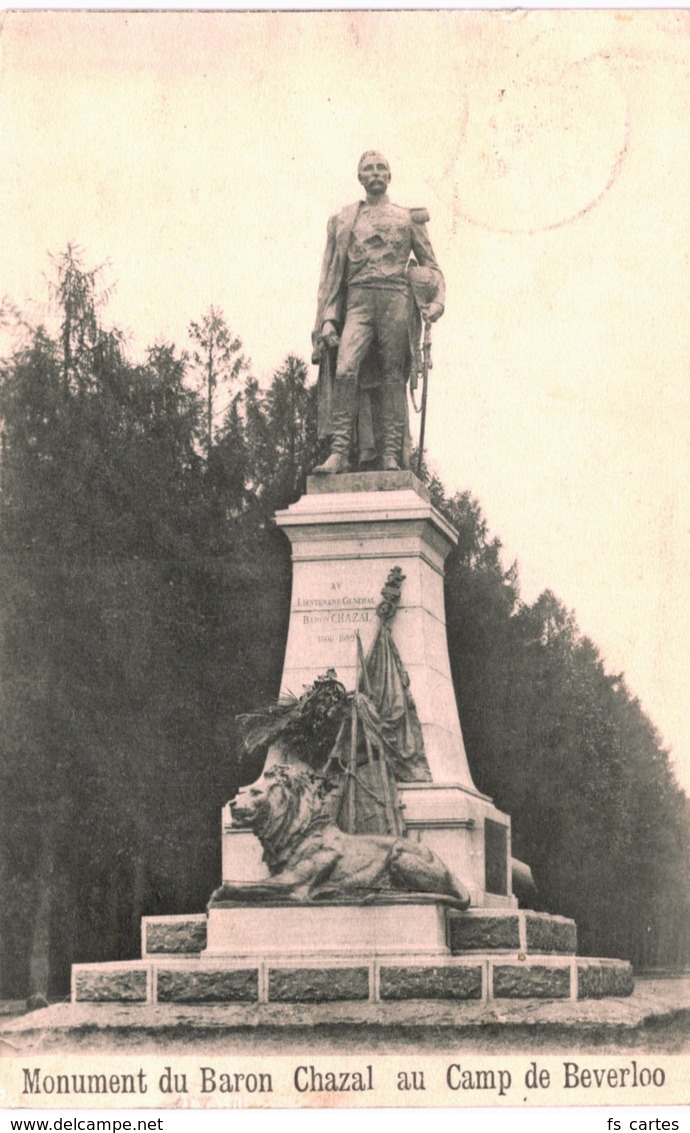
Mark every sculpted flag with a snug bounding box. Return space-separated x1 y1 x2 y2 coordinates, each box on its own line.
239 567 430 836
329 568 432 836
360 614 430 783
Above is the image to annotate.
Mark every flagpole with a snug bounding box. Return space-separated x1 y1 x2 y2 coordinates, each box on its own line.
346 637 360 833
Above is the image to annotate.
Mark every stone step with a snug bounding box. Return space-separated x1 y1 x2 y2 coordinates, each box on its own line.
72 954 633 1005
142 915 207 956
141 909 578 958
447 909 577 955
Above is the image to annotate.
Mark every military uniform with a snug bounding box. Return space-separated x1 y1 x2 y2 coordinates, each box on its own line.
313 200 444 469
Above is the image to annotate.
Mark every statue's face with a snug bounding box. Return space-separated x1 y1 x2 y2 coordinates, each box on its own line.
358 153 391 196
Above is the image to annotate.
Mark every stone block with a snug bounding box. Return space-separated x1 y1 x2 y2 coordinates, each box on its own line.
307 471 430 498
144 918 207 954
448 913 520 952
577 959 634 999
493 963 571 999
268 966 370 1002
205 901 448 956
156 968 258 1003
379 964 482 1001
75 969 147 1002
526 914 577 954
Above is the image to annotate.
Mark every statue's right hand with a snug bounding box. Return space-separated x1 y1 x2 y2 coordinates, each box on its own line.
319 322 341 350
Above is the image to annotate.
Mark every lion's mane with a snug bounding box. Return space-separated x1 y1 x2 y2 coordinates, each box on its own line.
245 765 333 873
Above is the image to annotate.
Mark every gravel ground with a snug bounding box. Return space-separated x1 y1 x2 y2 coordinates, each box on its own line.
1 977 688 1055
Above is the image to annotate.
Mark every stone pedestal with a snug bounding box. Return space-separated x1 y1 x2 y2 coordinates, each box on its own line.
70 472 635 1007
71 907 634 1004
269 471 514 908
275 472 471 786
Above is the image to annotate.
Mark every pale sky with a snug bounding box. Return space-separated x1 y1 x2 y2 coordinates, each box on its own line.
1 10 688 792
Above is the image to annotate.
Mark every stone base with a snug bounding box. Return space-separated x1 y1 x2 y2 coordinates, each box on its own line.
72 954 633 1005
306 470 429 497
72 907 634 1006
142 909 579 960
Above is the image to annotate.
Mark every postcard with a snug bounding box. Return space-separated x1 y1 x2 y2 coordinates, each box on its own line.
0 9 688 1114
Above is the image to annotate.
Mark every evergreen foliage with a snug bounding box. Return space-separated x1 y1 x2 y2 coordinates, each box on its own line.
0 251 687 996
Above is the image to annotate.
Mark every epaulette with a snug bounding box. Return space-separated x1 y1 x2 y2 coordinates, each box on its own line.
410 207 430 225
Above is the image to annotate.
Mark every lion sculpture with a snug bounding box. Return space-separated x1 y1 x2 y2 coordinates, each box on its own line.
210 764 470 908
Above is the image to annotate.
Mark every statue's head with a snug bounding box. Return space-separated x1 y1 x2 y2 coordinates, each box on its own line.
358 151 391 196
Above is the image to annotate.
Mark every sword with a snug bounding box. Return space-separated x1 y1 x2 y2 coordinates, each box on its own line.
416 319 432 478
407 263 438 478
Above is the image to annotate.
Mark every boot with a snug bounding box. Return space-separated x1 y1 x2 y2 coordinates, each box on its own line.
381 453 401 472
313 377 357 474
380 383 406 471
313 451 350 474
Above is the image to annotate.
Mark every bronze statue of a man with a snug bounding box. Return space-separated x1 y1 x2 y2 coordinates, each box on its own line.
312 152 445 474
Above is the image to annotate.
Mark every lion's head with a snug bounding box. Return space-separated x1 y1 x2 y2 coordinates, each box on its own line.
229 765 335 872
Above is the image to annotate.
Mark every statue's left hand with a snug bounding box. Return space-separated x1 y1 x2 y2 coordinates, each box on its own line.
424 302 444 324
